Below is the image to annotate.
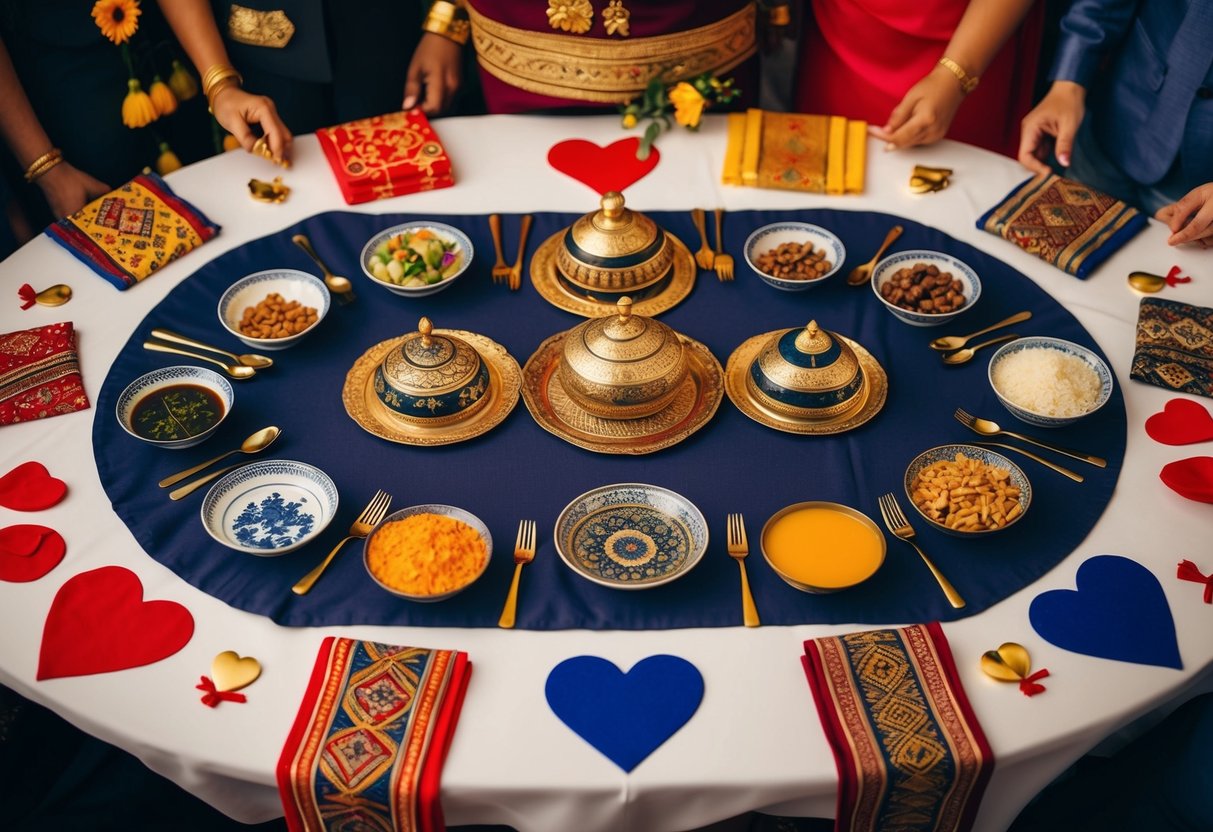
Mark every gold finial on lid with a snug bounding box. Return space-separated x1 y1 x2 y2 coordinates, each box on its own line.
418 316 434 346
601 191 625 219
616 296 633 320
794 320 832 354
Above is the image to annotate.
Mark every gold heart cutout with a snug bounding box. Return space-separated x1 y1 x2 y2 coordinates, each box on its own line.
211 651 262 693
980 642 1032 682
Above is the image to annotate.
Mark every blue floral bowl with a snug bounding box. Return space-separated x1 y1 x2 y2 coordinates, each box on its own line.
743 222 846 291
201 460 338 556
115 365 234 450
987 337 1114 428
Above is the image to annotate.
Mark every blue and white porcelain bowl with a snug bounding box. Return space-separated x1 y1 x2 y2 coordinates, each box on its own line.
987 336 1114 428
201 460 338 556
743 222 846 291
115 365 234 449
360 221 473 298
217 269 330 350
903 444 1032 537
554 483 708 590
362 504 492 602
871 250 981 326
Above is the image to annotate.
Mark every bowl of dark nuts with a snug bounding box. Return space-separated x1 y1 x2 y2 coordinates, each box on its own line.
743 222 845 291
870 250 980 327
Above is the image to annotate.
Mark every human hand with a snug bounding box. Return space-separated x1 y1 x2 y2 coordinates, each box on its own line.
36 162 110 219
1156 183 1213 248
869 66 966 150
210 87 293 164
403 33 463 114
1018 81 1085 176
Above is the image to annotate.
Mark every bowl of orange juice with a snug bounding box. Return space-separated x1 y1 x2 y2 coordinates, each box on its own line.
760 502 886 593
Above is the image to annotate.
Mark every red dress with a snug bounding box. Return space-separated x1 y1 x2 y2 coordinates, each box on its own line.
793 0 1042 157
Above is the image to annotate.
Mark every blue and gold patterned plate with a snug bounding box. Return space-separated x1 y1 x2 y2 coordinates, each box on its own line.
554 483 708 589
201 459 338 556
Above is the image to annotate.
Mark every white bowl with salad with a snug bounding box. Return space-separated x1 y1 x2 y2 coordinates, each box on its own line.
360 221 472 297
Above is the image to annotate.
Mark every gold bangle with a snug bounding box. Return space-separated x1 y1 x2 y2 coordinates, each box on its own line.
938 56 979 94
422 0 470 46
23 148 63 182
202 64 243 103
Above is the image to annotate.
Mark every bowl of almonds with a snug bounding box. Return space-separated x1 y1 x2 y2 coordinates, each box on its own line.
871 250 980 326
903 444 1031 536
217 269 330 350
743 222 845 291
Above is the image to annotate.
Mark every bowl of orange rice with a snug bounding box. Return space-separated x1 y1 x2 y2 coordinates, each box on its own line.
362 504 492 602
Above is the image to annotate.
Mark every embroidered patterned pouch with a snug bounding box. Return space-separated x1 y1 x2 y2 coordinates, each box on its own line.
0 322 90 426
45 172 220 291
316 109 455 205
1132 298 1213 399
977 173 1145 279
722 109 867 194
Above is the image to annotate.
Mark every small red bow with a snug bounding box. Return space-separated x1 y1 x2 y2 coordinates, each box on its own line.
18 284 36 310
196 676 247 708
1019 668 1049 697
1166 266 1193 287
1177 559 1213 604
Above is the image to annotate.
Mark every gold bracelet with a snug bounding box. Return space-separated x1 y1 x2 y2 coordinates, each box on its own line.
23 148 63 182
938 56 979 94
422 0 470 46
202 64 243 107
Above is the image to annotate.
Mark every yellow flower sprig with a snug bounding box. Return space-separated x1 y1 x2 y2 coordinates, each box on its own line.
92 0 140 45
620 73 740 160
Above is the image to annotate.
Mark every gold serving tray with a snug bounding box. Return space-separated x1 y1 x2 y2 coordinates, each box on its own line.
530 230 696 318
725 332 888 435
343 330 522 446
521 332 724 454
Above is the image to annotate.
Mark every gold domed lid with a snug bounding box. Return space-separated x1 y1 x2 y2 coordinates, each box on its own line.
748 321 867 420
374 317 491 423
559 297 689 419
557 192 674 294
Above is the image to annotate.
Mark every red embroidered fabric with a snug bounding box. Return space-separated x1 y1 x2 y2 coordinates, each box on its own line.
0 322 89 426
316 110 455 205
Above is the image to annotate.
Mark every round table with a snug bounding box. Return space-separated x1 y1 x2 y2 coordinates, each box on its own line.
1 115 1210 832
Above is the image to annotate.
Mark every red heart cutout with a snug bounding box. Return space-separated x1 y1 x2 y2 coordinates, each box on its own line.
0 525 65 582
0 461 67 511
38 565 194 680
1159 457 1213 504
1145 399 1213 446
547 138 660 195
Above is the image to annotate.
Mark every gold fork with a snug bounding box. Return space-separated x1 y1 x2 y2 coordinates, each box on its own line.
725 513 760 627
497 519 537 628
954 408 1107 468
508 214 533 291
489 214 511 285
691 209 715 270
877 493 965 609
712 208 734 281
291 490 392 596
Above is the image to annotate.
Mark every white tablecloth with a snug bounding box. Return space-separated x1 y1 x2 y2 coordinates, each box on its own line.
1 115 1211 832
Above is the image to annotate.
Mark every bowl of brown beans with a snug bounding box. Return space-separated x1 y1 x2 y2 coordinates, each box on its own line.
870 250 981 327
903 444 1031 537
743 222 845 291
217 269 330 350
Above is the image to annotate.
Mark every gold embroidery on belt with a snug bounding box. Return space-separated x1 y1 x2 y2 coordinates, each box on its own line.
227 5 296 48
466 1 756 103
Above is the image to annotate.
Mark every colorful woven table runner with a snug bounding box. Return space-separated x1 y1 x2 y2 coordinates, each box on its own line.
977 173 1145 279
0 321 89 426
802 622 993 832
1132 298 1213 399
45 171 219 290
722 109 867 194
277 638 471 832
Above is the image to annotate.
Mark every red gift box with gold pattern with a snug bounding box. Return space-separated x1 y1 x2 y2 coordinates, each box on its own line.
316 109 455 205
0 322 89 426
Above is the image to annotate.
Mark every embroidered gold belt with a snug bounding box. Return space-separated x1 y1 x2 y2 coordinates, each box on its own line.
464 2 756 103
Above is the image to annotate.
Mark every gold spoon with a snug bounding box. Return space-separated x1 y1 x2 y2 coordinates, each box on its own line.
291 233 354 297
957 413 1106 467
168 462 244 501
846 225 904 286
929 311 1033 351
33 284 73 306
142 341 256 379
1128 271 1167 293
941 333 1020 365
150 328 273 369
158 426 282 488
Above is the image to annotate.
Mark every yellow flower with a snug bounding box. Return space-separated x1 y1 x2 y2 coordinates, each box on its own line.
148 76 177 116
669 82 706 128
156 142 181 174
621 112 638 129
122 78 157 128
546 0 592 34
222 134 242 152
92 0 140 45
167 60 198 101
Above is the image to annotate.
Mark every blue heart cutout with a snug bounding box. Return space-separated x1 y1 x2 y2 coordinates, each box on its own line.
545 655 704 772
1029 555 1182 669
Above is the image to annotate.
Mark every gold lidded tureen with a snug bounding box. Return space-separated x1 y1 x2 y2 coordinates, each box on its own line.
725 320 888 435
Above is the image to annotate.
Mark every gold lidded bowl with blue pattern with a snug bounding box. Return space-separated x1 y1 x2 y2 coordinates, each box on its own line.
556 191 674 299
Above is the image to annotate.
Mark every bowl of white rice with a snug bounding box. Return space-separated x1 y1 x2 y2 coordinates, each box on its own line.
987 336 1113 427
